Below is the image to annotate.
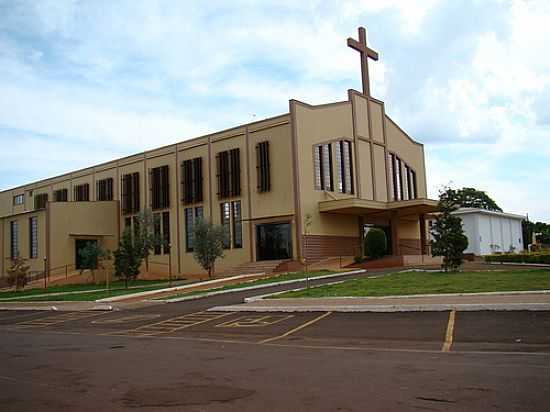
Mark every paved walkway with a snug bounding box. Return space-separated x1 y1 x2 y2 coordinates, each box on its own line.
210 291 550 312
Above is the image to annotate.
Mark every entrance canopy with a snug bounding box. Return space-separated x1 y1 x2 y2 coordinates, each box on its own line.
319 198 438 218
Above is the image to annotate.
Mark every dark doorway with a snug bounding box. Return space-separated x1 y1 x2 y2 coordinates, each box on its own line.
256 223 292 261
75 239 97 270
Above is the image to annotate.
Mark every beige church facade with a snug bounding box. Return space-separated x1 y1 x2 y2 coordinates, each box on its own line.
0 27 438 279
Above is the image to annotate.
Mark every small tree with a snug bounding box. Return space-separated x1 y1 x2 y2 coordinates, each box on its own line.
193 219 226 278
431 187 469 272
134 209 164 273
113 228 142 288
6 254 30 291
364 228 387 259
78 241 109 283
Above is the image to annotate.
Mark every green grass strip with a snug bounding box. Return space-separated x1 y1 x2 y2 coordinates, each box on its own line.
271 270 550 299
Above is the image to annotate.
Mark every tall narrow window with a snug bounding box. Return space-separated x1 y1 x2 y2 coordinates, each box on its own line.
232 201 242 248
97 178 113 201
216 149 241 198
410 169 417 199
403 165 410 201
153 213 162 255
10 220 18 259
396 158 403 200
29 217 38 259
336 140 354 194
185 208 194 252
122 172 140 214
181 157 203 204
256 141 271 192
34 193 48 210
162 211 170 254
54 189 68 202
314 143 333 191
220 202 231 249
74 183 90 201
151 165 169 210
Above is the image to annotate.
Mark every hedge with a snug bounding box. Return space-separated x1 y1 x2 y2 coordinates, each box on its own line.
484 253 550 265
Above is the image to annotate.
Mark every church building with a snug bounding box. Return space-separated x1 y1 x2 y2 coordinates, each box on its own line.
0 27 439 279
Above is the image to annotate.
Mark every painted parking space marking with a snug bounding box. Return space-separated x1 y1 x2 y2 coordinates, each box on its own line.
105 311 235 337
15 311 107 328
259 311 333 344
91 314 161 324
216 314 294 328
442 310 456 352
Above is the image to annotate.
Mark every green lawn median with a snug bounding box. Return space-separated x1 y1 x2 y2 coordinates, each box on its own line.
271 269 550 299
156 270 336 300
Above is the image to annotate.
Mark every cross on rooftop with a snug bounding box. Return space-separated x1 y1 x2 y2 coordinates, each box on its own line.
347 26 379 96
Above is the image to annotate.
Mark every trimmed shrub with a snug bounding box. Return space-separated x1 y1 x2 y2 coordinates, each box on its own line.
484 253 550 265
365 228 387 259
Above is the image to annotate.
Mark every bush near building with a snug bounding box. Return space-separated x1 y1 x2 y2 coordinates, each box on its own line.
484 252 550 265
364 228 387 259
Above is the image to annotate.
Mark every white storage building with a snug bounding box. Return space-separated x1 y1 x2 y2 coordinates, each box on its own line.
451 208 525 256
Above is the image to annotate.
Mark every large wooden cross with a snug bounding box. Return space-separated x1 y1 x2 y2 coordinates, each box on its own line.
347 27 379 96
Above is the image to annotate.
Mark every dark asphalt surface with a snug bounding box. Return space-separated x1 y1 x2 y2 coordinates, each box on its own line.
1 273 549 411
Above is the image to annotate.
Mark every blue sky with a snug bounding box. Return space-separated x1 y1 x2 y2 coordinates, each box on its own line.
0 0 549 221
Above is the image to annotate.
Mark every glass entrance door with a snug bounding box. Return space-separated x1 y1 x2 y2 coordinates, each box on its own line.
256 223 292 261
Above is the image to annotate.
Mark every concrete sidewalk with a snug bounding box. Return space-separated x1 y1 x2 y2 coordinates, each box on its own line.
209 291 550 312
0 300 158 312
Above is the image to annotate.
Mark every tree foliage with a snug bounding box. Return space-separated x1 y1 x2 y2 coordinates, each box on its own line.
113 228 142 288
134 209 165 272
78 241 110 282
364 228 387 259
451 187 502 212
6 255 30 290
523 220 550 245
192 219 226 278
431 188 469 272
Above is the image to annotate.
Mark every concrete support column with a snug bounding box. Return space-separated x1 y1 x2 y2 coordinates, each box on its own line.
390 211 400 256
419 214 427 255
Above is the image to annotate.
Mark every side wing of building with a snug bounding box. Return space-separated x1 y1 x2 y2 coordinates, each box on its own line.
0 114 296 277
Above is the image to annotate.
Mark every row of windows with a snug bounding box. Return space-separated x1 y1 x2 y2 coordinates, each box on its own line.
388 153 418 201
15 144 271 213
9 217 38 260
314 140 355 194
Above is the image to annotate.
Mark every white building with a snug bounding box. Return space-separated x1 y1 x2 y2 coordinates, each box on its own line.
451 208 525 256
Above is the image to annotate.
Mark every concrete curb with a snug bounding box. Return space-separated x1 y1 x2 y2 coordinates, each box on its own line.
208 303 550 313
486 262 550 268
247 289 550 302
160 269 367 303
95 272 266 302
0 304 114 312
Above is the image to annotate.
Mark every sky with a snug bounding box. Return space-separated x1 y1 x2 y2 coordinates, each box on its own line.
0 0 549 221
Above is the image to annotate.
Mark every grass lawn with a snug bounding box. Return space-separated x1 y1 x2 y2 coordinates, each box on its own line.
17 285 171 302
271 269 550 299
157 270 335 300
0 279 186 301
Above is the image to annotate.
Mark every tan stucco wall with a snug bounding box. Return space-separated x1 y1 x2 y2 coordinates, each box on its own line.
293 100 359 238
48 201 119 272
1 210 47 275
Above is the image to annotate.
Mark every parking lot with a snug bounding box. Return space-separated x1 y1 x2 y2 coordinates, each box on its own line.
1 305 550 411
2 307 549 354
